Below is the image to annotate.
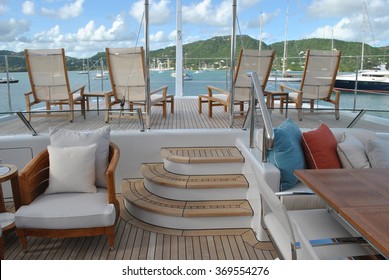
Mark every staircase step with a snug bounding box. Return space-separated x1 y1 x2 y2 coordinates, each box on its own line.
161 146 244 163
122 178 253 229
141 163 248 189
161 146 244 175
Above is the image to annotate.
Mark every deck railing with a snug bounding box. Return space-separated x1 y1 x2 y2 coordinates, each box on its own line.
247 72 274 162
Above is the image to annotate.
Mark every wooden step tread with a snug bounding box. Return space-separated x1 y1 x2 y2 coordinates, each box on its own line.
160 146 244 164
122 178 253 218
141 163 248 189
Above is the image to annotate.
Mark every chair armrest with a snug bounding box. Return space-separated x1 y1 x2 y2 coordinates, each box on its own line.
24 91 33 97
151 86 168 97
207 85 229 97
18 149 50 205
24 91 39 106
70 85 85 95
106 142 120 205
280 84 302 94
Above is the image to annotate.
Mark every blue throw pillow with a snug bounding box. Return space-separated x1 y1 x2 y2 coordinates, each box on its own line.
267 118 306 191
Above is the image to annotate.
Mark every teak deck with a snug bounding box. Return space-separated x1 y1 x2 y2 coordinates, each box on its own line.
3 198 277 260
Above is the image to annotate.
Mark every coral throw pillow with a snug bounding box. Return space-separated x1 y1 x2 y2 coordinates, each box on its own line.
302 123 342 169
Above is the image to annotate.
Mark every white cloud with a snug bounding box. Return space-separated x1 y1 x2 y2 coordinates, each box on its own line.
41 0 84 19
182 0 230 26
22 1 35 15
306 0 389 46
150 30 168 42
0 18 30 42
0 4 8 15
307 0 362 18
130 0 171 25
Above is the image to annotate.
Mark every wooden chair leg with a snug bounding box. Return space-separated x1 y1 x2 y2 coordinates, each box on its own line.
0 237 4 260
208 99 213 118
162 101 167 118
170 97 174 113
198 96 203 114
16 229 28 252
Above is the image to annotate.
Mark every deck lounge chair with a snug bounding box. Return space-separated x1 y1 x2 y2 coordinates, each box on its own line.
105 47 174 123
279 49 342 121
24 48 85 122
15 128 120 251
198 49 275 117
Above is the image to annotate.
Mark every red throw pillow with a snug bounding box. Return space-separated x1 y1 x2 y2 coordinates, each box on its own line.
302 123 342 169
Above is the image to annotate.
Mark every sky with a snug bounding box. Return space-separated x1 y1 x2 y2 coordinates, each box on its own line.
0 0 389 58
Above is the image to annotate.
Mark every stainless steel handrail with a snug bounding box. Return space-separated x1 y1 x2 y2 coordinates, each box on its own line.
247 72 274 162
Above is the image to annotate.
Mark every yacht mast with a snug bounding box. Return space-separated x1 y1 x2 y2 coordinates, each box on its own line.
229 0 237 128
176 0 183 97
144 0 151 129
259 12 263 51
282 0 289 76
360 1 366 70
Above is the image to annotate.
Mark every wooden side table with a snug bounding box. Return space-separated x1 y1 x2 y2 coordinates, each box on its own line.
0 164 21 232
83 91 112 115
265 91 289 117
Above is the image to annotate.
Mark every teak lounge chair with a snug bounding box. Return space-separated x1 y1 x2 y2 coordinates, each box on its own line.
198 49 275 117
24 48 85 122
105 47 174 123
14 139 120 251
280 49 342 121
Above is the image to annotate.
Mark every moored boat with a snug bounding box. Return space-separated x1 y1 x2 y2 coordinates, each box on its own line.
335 63 389 92
0 77 19 84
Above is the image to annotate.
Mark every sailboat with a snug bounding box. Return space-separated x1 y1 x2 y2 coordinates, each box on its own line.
268 1 301 83
334 2 389 93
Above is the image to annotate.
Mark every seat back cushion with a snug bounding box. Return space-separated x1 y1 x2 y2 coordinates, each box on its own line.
45 144 97 194
267 118 306 191
302 123 342 169
49 126 111 188
365 139 389 168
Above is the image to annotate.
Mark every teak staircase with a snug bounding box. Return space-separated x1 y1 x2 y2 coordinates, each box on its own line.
122 146 254 230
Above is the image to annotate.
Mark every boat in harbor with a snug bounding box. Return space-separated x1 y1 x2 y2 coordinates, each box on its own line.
0 77 19 84
93 71 109 80
335 63 389 92
171 71 193 80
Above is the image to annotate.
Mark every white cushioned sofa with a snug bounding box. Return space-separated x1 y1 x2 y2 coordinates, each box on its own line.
255 121 389 210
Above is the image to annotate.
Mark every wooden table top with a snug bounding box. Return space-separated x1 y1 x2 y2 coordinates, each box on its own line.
294 168 389 259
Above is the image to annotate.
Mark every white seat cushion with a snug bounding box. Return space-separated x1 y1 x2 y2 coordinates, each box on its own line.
0 212 15 229
15 188 115 229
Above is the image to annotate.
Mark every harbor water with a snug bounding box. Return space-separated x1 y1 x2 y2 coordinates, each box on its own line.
1 70 389 117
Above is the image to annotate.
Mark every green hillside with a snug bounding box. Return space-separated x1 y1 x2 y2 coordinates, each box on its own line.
1 35 388 72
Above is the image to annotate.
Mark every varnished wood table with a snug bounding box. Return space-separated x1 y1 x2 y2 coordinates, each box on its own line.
83 91 111 115
0 164 21 232
294 168 389 259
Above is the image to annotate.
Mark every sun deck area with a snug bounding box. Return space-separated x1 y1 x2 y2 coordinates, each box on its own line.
1 96 389 135
1 97 389 261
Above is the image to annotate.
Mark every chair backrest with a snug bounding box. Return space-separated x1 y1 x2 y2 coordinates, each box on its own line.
25 48 71 101
234 49 275 100
299 49 341 100
106 47 146 102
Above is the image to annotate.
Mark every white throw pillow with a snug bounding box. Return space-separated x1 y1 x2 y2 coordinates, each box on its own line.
365 139 389 168
49 126 110 188
337 133 370 169
45 144 97 194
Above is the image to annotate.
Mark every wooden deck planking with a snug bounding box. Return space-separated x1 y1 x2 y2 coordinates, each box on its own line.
1 97 389 135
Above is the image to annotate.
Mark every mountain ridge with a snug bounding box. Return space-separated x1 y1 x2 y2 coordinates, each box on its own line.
1 35 388 72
